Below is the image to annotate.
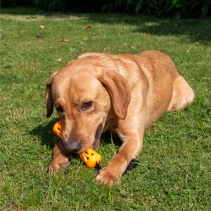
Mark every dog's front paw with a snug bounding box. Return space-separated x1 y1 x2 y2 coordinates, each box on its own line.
95 167 121 187
49 161 70 172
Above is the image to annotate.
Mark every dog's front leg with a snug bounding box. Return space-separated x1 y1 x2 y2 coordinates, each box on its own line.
95 129 144 186
49 139 70 172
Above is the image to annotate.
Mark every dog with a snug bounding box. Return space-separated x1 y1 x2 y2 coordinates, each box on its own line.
45 50 194 186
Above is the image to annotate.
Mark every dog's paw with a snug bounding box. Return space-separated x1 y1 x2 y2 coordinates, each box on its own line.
49 161 70 173
95 167 121 187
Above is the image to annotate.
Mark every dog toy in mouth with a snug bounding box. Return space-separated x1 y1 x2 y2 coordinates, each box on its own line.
52 121 139 174
53 121 102 169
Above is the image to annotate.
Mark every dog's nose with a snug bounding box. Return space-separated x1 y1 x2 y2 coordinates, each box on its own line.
64 141 81 152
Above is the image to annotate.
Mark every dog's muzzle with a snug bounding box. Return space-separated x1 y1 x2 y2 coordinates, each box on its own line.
64 141 81 153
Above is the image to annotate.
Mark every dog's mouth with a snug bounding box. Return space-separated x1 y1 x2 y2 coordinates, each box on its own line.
91 124 102 150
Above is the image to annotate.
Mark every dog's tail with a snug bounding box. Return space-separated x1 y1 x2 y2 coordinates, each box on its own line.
167 76 194 111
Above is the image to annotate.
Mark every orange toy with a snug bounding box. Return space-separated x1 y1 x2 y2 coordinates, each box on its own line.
53 121 63 138
53 121 102 168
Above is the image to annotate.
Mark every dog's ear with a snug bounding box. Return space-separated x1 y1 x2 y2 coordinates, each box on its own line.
98 70 131 120
45 71 58 118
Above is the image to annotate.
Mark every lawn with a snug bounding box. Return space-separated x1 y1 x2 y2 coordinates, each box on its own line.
0 7 211 210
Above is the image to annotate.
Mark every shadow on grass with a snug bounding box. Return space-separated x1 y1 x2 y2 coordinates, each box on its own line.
30 118 59 149
87 14 211 46
1 7 211 46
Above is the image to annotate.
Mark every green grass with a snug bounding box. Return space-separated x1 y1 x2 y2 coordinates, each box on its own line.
0 7 211 210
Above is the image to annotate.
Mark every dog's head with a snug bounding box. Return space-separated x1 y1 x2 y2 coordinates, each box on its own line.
45 53 131 153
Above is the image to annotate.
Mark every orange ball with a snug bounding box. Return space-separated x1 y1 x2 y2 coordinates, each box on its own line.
79 148 102 168
53 121 62 138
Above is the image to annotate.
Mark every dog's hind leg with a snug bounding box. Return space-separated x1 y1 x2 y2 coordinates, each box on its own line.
167 76 194 112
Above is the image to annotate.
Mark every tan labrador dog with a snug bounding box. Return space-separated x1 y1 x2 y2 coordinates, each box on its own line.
45 50 194 186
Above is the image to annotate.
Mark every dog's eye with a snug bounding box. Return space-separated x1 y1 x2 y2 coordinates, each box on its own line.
81 101 92 111
56 107 63 112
